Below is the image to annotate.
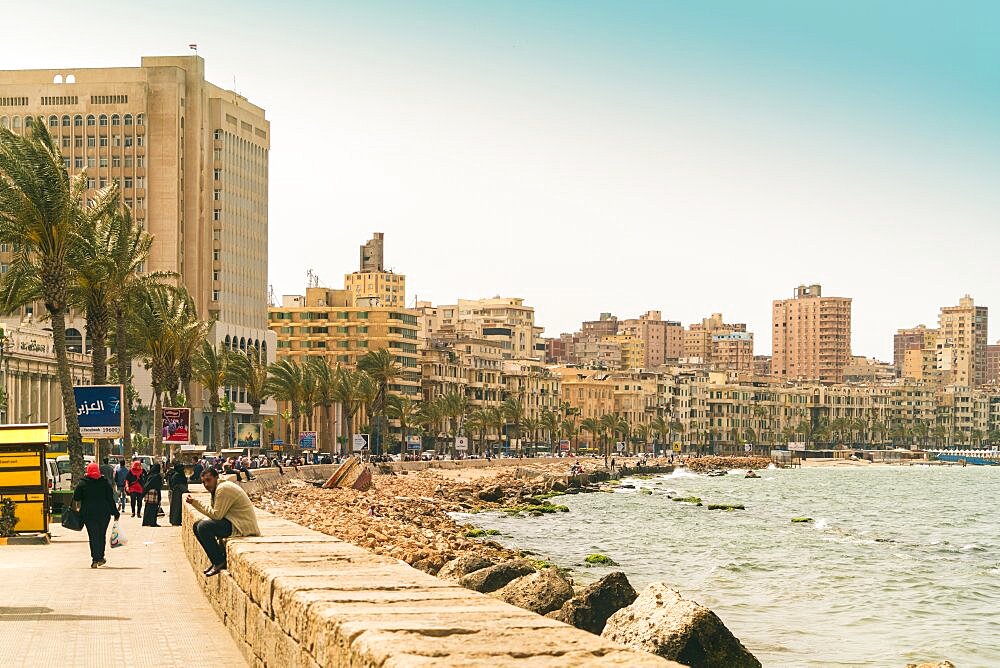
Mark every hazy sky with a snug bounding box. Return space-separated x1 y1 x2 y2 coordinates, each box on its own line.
2 1 998 359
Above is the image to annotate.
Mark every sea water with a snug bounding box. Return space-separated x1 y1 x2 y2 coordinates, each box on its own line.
457 466 1000 667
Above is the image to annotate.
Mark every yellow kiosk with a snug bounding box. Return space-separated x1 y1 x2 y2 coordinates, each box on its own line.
0 424 50 537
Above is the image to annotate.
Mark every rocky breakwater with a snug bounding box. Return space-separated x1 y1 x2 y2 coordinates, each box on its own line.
683 456 771 473
257 462 761 666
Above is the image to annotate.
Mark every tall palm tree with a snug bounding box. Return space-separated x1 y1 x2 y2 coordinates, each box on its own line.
540 409 559 450
487 405 506 454
357 349 401 454
230 346 273 426
521 416 540 451
127 286 193 456
599 414 618 457
0 122 88 482
332 366 373 454
417 397 446 453
561 417 578 454
439 391 469 438
387 394 421 454
465 409 489 455
305 357 337 455
580 417 600 451
267 359 306 446
192 341 234 451
502 396 525 452
650 415 669 450
105 200 174 453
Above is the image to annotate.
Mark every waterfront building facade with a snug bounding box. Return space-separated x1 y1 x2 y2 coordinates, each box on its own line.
937 295 988 387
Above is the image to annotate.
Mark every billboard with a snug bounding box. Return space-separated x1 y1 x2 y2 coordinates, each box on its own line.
237 423 261 449
161 407 191 445
73 385 123 438
299 431 317 449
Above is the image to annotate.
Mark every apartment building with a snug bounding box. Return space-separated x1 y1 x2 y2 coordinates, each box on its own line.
937 295 988 387
618 311 683 368
435 297 544 360
344 233 406 308
772 284 852 383
894 325 935 377
0 55 275 437
502 360 562 423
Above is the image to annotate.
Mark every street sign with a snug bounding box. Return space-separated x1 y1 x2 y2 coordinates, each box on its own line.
744 444 752 453
73 385 123 438
788 442 806 452
299 431 317 449
558 439 570 451
353 433 369 453
455 436 469 451
615 441 625 453
672 442 682 452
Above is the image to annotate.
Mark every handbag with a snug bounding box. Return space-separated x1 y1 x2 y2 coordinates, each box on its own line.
61 506 83 531
109 520 127 548
143 489 158 504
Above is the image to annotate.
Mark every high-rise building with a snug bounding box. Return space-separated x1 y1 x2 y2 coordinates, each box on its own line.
0 55 276 436
986 343 1000 385
894 325 936 377
682 313 753 372
772 284 852 383
937 295 988 387
344 232 406 308
436 297 544 359
619 310 683 369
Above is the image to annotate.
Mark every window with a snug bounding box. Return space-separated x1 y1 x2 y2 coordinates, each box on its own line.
111 114 120 126
212 230 220 241
136 156 144 167
74 157 83 168
213 210 221 221
24 116 32 127
136 136 144 147
135 177 144 188
124 136 132 147
213 249 221 261
61 115 70 127
99 136 108 147
124 114 133 126
213 130 222 140
213 169 222 180
1 264 7 274
213 270 220 281
74 115 83 126
86 136 95 147
112 157 120 168
87 157 95 168
99 157 108 168
136 198 144 209
86 178 95 189
99 178 107 188
48 115 58 127
74 137 82 148
124 156 132 167
86 115 95 126
99 114 108 126
112 136 120 147
61 137 70 148
212 290 220 301
136 114 144 126
63 158 70 169
124 177 132 189
213 189 221 201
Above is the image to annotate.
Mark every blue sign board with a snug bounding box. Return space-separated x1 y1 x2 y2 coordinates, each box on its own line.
298 431 317 449
73 385 124 438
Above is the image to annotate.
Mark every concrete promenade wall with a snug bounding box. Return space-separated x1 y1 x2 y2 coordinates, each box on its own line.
182 487 677 666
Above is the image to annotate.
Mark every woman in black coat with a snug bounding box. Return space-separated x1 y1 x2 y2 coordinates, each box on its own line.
168 462 189 526
73 462 121 567
141 463 163 527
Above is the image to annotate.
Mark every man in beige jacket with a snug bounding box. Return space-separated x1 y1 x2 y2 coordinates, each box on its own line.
187 467 261 577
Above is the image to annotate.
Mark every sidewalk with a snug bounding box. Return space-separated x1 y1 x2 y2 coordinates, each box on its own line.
0 507 245 667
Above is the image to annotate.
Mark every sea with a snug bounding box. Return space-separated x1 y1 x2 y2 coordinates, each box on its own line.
455 465 1000 667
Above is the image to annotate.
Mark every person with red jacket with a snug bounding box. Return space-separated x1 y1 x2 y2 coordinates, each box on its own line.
125 460 147 518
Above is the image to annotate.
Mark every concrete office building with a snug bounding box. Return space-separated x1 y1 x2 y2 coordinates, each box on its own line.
0 55 276 440
772 284 852 383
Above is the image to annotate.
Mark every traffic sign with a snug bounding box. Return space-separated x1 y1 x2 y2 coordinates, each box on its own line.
615 441 625 453
455 436 469 451
353 433 370 453
672 442 682 452
744 444 751 453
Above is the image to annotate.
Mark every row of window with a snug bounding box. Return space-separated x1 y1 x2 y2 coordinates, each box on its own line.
0 113 144 129
60 135 145 150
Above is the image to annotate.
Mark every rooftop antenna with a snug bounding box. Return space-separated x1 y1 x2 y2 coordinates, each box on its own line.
268 284 276 307
306 269 320 288
188 43 198 54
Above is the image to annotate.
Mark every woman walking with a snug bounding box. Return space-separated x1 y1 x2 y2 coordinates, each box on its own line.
73 462 120 568
141 463 164 527
125 460 146 518
168 462 188 526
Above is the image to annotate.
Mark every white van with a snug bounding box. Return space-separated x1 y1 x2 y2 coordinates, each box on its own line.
54 454 95 488
45 459 65 491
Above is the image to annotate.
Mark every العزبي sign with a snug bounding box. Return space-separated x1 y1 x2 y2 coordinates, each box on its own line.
73 385 123 438
298 431 317 449
161 407 191 445
455 436 469 451
0 423 50 534
353 433 369 453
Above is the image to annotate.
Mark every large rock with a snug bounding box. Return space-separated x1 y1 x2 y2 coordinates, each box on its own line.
494 567 574 615
478 486 503 502
437 554 493 581
602 583 760 668
547 571 637 634
459 559 535 593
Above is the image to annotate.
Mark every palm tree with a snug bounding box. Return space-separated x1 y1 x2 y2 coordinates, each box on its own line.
599 414 618 457
230 346 272 426
387 394 421 454
439 391 469 438
561 417 578 454
105 200 174 453
267 359 306 446
970 428 983 448
650 416 668 450
0 122 88 482
502 396 525 452
332 366 374 454
174 311 210 406
540 409 560 450
305 357 338 455
522 416 540 452
417 398 446 453
580 417 600 452
487 405 506 454
358 349 401 454
192 341 234 451
466 409 490 455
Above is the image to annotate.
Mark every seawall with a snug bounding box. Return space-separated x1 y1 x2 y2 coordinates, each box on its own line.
182 481 679 666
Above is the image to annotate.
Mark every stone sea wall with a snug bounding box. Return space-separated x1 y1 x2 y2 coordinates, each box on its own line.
181 493 679 667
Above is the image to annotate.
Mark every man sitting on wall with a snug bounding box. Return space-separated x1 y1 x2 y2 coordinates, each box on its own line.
186 467 261 577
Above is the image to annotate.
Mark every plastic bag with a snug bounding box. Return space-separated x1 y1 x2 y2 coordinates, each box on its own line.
110 520 127 548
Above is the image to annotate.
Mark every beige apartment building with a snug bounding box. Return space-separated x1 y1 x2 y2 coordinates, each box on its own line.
0 55 275 439
894 325 935 377
344 233 406 308
772 284 852 383
603 334 645 370
619 311 684 368
937 295 988 387
435 297 544 359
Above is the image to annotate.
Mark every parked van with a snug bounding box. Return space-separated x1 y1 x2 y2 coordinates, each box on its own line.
45 459 65 491
54 454 95 487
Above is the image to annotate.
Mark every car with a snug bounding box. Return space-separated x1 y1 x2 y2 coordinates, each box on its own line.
54 454 96 486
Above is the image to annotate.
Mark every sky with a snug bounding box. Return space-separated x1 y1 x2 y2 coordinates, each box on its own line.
2 1 998 360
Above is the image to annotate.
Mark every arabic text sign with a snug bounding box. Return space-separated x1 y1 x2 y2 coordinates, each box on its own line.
162 407 191 445
73 385 123 438
299 431 317 449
